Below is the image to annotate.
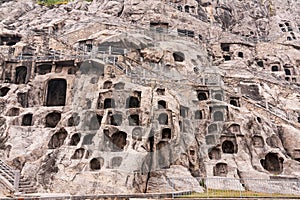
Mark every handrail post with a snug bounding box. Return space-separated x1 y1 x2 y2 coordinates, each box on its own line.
13 170 20 192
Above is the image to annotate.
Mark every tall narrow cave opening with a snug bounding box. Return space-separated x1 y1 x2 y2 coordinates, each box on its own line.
156 141 171 169
46 79 67 106
15 66 27 84
104 98 115 109
161 128 172 139
111 131 127 151
195 110 203 119
89 115 102 130
22 113 33 126
111 114 122 126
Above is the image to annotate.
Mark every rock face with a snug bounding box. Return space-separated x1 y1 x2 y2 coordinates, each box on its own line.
0 0 300 196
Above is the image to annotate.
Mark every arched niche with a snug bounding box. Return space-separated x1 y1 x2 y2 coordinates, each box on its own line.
111 131 127 152
48 128 68 149
90 157 104 171
158 113 168 125
45 112 61 128
260 153 283 174
213 111 224 122
213 163 228 177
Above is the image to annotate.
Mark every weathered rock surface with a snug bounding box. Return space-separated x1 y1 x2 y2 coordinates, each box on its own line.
0 0 300 196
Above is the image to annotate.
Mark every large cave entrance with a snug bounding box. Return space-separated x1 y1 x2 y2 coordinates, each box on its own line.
15 66 27 84
261 153 283 174
46 79 67 106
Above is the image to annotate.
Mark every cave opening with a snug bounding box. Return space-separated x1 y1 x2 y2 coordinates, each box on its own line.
208 123 218 134
45 112 61 128
69 133 80 146
214 93 223 101
111 131 127 151
6 108 20 116
67 113 80 127
221 43 230 52
128 114 140 126
89 115 101 130
0 87 10 97
238 52 244 58
111 114 122 126
271 65 279 72
195 110 203 119
161 128 172 139
213 111 224 121
48 128 68 149
158 113 168 125
104 98 115 109
252 135 264 148
46 79 67 106
22 113 33 126
197 91 208 101
158 100 167 109
132 127 143 141
260 153 283 174
222 140 235 154
90 157 104 171
209 147 221 160
126 96 140 108
173 52 185 62
230 99 240 107
71 148 85 159
184 5 190 13
284 68 291 75
15 66 27 84
103 81 113 89
213 163 228 177
37 64 52 75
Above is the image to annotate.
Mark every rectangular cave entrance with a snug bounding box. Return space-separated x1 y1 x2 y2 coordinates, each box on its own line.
46 79 67 106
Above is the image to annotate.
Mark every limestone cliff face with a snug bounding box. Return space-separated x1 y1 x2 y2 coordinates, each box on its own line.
0 0 300 196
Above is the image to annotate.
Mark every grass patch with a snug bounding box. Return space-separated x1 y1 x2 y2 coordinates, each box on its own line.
178 189 300 198
37 0 92 6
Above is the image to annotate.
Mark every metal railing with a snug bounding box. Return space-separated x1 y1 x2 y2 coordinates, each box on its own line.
171 177 300 198
0 159 20 192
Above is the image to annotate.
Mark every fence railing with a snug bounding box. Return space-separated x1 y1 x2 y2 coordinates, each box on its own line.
171 177 300 198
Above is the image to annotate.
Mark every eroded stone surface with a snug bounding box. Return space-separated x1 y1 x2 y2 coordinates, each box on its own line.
0 0 300 196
